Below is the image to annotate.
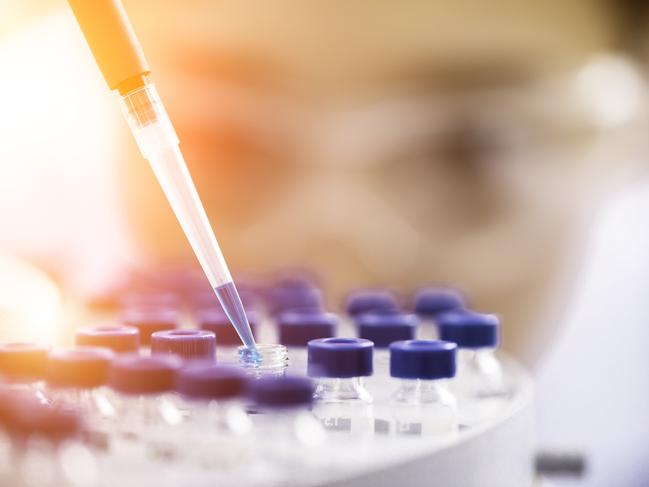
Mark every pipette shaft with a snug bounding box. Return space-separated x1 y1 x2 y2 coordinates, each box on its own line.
68 0 256 348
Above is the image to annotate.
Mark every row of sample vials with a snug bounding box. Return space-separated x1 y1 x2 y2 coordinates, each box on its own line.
0 276 512 486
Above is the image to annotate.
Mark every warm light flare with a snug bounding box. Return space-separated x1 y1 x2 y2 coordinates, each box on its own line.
0 254 62 344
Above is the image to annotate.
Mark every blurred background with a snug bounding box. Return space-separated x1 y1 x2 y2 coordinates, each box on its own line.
2 0 649 485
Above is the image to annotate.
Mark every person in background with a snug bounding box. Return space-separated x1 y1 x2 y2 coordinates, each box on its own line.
121 0 648 367
0 0 646 363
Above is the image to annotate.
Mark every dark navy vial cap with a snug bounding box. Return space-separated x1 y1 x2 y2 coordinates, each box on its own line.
198 309 259 346
247 375 314 409
345 290 399 316
437 311 499 349
277 311 338 347
356 313 418 348
176 365 247 400
390 340 457 380
413 287 465 317
307 338 373 378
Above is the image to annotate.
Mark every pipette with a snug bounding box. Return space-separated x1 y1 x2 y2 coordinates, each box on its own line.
68 0 256 349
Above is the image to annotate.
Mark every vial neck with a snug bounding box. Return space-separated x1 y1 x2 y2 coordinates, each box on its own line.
397 379 451 404
459 348 495 359
316 377 372 402
458 348 500 375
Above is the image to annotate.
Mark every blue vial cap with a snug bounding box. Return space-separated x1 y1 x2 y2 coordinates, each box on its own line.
176 365 247 400
437 310 499 349
307 338 373 378
277 311 338 347
198 309 259 346
247 375 314 408
413 287 466 317
345 290 399 316
356 313 418 348
390 340 457 380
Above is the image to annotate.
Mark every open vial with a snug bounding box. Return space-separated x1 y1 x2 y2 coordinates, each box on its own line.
238 344 288 378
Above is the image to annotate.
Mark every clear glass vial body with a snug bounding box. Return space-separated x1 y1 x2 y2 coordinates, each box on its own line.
363 349 392 404
249 406 327 484
17 437 99 487
453 348 510 425
112 392 184 460
390 379 458 436
179 398 253 470
47 387 117 449
312 377 374 435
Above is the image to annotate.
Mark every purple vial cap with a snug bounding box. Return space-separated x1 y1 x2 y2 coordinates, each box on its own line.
75 325 140 353
344 290 400 316
0 343 49 381
307 338 374 378
46 347 114 389
247 375 314 408
356 313 418 348
277 311 338 347
108 354 182 395
437 310 500 349
121 308 180 346
4 395 81 443
25 405 81 443
274 272 318 292
390 340 457 380
177 365 247 400
151 329 216 362
268 287 324 316
198 308 259 346
413 287 466 317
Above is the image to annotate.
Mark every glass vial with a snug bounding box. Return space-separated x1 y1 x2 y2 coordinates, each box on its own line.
438 310 510 426
107 354 183 461
307 338 374 436
176 364 252 473
238 344 288 378
45 347 117 451
246 375 326 484
388 340 459 436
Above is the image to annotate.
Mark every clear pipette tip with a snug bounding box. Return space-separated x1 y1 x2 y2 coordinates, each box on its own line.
119 84 258 352
214 282 258 351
